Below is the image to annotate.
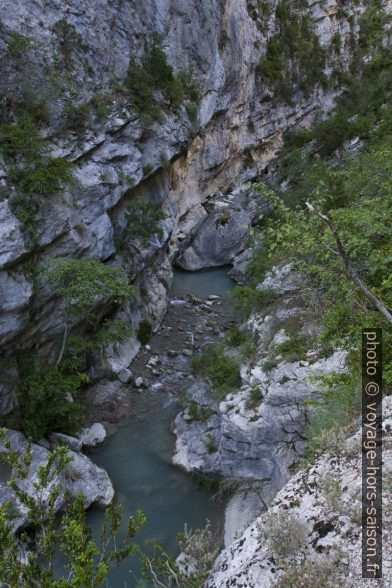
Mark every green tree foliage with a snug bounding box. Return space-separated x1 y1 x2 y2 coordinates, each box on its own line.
125 35 199 122
17 357 87 441
0 431 146 586
191 345 241 400
256 1 326 101
44 258 137 365
136 320 153 344
0 113 73 248
125 195 164 246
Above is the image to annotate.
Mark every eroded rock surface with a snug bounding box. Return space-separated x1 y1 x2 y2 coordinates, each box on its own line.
205 398 392 587
0 429 114 531
0 0 371 405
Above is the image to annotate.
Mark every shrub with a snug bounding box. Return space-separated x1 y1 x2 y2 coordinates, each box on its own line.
224 327 247 348
0 116 43 160
232 285 277 316
91 92 111 121
191 469 222 492
137 319 153 344
17 357 87 441
261 510 307 561
272 331 308 363
53 18 85 65
8 156 73 195
262 356 280 372
124 35 199 121
142 163 153 176
14 91 51 126
271 551 350 588
245 386 263 410
304 371 361 460
204 434 217 454
141 519 220 587
63 100 91 132
247 119 256 133
187 401 213 423
256 4 326 100
7 32 34 56
191 345 241 399
0 114 74 249
124 195 163 245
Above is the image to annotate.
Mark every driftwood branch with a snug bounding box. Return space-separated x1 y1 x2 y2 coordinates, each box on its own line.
306 202 392 326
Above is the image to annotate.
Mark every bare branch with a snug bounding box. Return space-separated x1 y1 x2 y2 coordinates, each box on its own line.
306 201 392 326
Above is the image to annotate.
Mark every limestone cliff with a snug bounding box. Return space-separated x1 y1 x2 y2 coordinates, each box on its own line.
0 0 369 412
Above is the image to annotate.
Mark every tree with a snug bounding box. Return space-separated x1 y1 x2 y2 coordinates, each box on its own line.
0 429 146 587
44 258 137 366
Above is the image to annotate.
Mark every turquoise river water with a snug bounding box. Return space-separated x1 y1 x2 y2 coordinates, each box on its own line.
85 267 235 587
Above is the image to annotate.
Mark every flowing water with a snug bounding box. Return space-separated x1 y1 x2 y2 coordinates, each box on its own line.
86 266 236 587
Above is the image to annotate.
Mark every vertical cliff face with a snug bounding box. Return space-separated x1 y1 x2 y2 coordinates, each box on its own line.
0 0 370 410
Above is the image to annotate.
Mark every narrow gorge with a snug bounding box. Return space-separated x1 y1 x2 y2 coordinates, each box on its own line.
0 1 391 587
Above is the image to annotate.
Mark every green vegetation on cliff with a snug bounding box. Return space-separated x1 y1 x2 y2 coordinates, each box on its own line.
247 38 392 458
125 34 200 122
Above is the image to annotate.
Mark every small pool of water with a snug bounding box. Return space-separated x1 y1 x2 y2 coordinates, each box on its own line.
86 267 235 586
172 266 234 299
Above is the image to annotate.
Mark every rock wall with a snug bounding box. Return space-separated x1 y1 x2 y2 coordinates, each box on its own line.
0 0 369 413
172 265 347 540
205 397 392 587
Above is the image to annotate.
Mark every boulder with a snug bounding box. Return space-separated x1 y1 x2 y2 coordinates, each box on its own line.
78 423 107 447
0 429 114 532
175 207 251 270
49 432 82 452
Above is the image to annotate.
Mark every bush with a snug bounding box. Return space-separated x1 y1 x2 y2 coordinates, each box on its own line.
17 357 87 441
63 100 91 132
7 32 34 56
272 332 308 363
8 156 73 195
204 434 217 454
245 386 263 410
271 551 350 588
191 345 241 399
141 519 220 587
187 401 213 423
256 4 326 100
137 319 153 344
191 469 222 492
224 327 248 348
232 285 277 316
0 114 74 249
125 35 199 121
261 510 307 561
304 371 361 460
125 195 163 245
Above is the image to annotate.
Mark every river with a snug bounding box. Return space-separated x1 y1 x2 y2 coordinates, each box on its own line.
86 267 236 587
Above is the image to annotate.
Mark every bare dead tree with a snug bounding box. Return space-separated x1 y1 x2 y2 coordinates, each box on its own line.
306 202 392 326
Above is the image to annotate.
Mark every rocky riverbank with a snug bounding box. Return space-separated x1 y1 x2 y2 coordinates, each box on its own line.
172 264 348 546
206 397 392 587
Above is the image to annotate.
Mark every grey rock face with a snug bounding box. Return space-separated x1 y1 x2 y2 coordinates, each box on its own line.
0 358 19 415
78 423 107 447
0 0 377 413
0 429 114 531
175 207 251 270
172 265 347 492
206 398 392 587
